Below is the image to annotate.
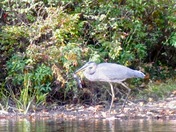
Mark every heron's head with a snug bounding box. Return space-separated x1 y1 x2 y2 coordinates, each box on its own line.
75 61 97 74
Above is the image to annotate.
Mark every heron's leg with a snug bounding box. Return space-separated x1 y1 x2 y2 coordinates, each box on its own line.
114 84 123 100
120 83 131 108
109 82 115 112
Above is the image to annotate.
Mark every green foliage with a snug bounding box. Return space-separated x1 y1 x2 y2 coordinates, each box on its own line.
33 64 52 93
17 73 34 114
0 0 176 109
169 32 176 48
6 53 53 109
0 84 10 112
6 54 26 85
0 26 29 55
137 80 176 100
144 63 176 81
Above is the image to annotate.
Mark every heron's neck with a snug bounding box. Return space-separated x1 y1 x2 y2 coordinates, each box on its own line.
84 71 97 81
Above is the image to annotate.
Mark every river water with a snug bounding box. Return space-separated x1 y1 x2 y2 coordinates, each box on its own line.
0 118 176 132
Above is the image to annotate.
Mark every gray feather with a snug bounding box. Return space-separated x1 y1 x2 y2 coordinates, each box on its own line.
76 62 145 82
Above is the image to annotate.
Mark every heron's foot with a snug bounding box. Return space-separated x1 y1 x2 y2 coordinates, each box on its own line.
107 108 116 115
122 102 126 109
107 109 111 114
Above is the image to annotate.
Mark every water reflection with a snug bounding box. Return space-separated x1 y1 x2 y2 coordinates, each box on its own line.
0 118 176 132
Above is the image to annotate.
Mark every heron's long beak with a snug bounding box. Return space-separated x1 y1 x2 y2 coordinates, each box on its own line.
74 63 89 89
75 64 88 74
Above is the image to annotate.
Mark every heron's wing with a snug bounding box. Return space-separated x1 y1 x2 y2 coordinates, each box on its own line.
95 63 132 82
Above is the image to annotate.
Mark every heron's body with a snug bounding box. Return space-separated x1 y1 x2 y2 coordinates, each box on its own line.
74 62 145 112
83 63 145 82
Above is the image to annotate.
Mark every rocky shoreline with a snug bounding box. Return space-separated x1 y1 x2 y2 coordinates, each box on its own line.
0 95 176 121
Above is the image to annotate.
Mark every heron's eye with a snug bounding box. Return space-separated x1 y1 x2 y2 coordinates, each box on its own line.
89 66 92 69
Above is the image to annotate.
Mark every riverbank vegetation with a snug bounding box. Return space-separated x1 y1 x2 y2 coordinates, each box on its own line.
0 0 176 114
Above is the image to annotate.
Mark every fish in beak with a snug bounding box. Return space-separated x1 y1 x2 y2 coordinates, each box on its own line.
73 62 92 88
73 73 82 88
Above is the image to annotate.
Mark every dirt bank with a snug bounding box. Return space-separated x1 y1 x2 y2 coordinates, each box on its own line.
0 94 176 121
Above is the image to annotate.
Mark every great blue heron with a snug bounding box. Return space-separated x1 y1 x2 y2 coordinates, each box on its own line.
74 61 145 111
